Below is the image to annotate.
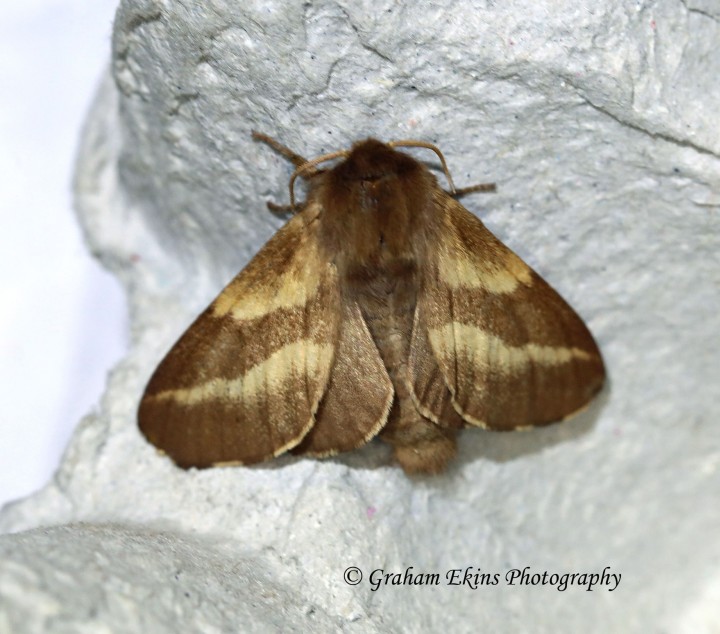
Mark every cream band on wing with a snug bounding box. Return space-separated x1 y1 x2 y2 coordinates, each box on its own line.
437 247 532 294
211 208 329 322
428 322 595 374
211 259 325 321
146 341 334 406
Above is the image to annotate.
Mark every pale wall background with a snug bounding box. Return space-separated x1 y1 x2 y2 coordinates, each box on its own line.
0 2 126 507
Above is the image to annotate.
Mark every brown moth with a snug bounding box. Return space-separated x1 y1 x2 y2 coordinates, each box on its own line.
138 133 605 475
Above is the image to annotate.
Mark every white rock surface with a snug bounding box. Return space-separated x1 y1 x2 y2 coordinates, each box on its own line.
1 1 719 631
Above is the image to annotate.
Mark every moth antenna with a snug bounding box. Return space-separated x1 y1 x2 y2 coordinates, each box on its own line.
389 140 456 194
289 150 349 210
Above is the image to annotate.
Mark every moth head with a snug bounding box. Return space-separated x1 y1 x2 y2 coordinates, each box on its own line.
288 138 455 210
332 139 423 186
310 139 446 272
320 139 438 211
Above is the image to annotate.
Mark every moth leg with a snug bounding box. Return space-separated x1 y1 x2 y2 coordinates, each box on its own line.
251 131 311 169
379 396 458 475
265 200 303 217
447 182 497 198
253 131 320 213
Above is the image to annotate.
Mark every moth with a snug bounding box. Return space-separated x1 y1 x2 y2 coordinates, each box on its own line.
138 132 605 475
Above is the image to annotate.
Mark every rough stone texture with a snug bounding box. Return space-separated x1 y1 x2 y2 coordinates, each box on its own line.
0 524 342 633
1 1 719 631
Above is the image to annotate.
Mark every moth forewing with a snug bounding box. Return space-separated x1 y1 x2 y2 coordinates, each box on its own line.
138 210 341 468
411 196 605 431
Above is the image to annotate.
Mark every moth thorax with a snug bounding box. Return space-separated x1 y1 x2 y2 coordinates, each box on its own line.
325 183 431 260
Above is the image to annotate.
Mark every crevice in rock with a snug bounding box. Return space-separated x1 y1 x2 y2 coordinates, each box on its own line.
581 97 720 161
